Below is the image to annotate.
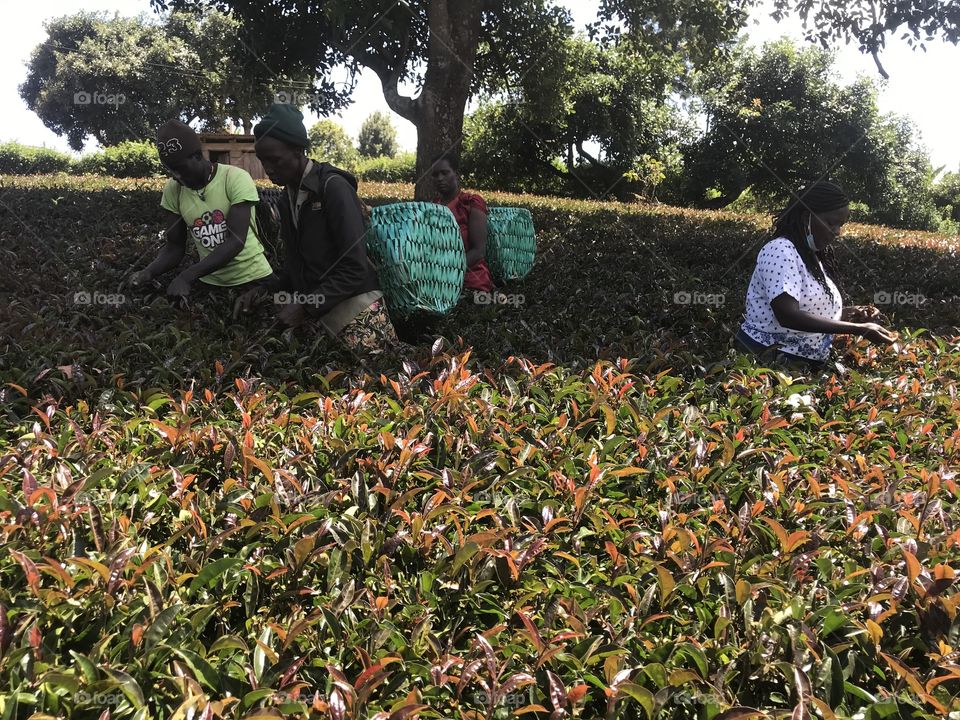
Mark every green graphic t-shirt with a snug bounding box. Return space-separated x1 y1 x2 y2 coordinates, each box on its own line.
160 165 273 287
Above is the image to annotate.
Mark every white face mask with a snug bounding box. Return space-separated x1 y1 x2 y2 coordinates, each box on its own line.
805 215 818 251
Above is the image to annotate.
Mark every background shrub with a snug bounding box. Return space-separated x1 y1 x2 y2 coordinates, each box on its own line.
71 140 163 178
353 152 416 183
0 142 73 174
308 119 359 168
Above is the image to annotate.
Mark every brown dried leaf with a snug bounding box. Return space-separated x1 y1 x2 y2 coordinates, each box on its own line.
11 550 41 593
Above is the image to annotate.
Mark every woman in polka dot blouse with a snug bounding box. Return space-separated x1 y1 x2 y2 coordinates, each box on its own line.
736 181 897 369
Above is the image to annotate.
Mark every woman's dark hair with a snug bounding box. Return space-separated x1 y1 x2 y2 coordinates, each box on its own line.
772 181 849 303
430 152 460 173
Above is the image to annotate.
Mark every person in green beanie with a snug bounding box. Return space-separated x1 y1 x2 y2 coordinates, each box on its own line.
235 103 400 357
129 119 275 301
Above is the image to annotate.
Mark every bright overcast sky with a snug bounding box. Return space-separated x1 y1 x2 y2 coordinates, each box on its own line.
3 0 959 173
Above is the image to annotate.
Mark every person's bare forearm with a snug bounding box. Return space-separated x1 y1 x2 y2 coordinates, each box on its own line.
466 247 485 266
775 308 866 336
466 208 488 268
143 242 186 277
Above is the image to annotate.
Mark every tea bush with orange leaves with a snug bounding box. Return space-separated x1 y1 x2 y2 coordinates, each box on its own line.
1 175 960 720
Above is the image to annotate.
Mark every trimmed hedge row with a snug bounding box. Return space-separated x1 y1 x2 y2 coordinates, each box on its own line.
71 141 164 178
0 141 164 178
352 153 416 183
0 142 417 182
0 143 73 174
1 173 956 380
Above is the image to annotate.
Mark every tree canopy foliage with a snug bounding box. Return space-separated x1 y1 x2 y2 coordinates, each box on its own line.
679 39 942 229
358 112 399 158
307 120 358 167
771 0 960 78
464 34 690 199
151 0 755 196
19 10 325 150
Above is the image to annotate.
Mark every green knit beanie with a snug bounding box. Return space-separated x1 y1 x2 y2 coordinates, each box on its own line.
253 103 310 149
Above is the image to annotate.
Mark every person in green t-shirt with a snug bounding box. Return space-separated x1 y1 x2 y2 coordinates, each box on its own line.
129 119 274 300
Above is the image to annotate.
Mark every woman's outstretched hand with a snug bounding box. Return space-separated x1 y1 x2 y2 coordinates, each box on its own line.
842 304 882 323
858 322 898 345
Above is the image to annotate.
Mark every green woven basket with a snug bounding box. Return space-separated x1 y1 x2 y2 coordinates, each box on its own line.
486 207 536 285
366 202 466 318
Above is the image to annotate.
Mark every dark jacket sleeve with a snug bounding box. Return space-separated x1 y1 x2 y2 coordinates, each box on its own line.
304 176 374 317
266 194 295 292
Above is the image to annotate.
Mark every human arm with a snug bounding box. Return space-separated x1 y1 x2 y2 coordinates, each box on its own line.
300 176 373 317
235 196 294 319
771 294 896 344
466 206 488 267
130 209 187 286
841 304 882 323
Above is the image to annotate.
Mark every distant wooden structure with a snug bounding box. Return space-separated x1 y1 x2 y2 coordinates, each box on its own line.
198 133 266 180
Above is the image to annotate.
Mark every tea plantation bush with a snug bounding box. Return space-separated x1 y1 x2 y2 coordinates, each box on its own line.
353 153 417 184
71 141 164 178
1 174 960 719
0 143 73 174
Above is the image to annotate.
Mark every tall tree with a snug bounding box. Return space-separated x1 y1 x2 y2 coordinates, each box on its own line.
308 120 358 167
358 112 399 158
19 10 326 149
771 0 960 78
681 39 941 230
151 0 757 198
463 36 690 199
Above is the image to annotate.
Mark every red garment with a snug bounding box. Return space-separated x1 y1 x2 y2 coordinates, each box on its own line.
436 191 494 292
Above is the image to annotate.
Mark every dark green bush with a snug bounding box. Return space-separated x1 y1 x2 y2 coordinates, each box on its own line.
0 142 73 174
353 152 416 183
71 140 163 178
933 170 960 226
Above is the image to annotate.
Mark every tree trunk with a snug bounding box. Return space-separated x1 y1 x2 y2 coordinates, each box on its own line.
413 92 472 199
375 1 482 200
412 1 482 199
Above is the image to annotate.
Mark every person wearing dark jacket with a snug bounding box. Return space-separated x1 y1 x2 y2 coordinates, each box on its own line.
235 103 399 356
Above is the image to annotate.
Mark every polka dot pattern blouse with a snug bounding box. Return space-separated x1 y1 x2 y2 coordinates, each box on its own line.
740 237 842 361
